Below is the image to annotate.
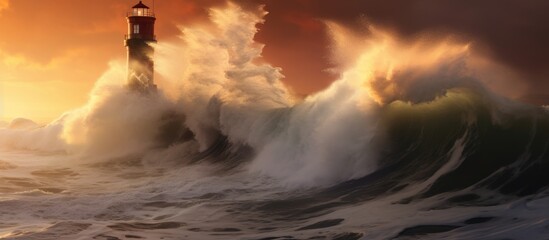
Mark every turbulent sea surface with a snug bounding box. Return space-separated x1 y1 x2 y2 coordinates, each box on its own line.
1 91 549 240
2 3 549 240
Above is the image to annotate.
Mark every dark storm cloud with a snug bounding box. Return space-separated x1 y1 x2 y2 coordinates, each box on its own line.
256 0 549 103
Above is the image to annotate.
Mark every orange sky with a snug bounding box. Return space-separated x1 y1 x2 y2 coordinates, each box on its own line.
0 0 285 123
0 0 134 122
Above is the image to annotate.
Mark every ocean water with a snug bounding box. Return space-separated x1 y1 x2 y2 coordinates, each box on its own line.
1 91 548 240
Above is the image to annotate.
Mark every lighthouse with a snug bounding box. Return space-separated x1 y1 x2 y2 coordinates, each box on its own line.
125 1 157 92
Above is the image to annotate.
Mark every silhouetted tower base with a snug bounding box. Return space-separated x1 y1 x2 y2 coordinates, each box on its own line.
125 1 157 92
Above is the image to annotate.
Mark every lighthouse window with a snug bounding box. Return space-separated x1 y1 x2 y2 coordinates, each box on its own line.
133 24 140 34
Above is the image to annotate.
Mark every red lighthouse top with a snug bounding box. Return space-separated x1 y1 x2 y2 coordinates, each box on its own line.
129 1 154 17
125 0 156 41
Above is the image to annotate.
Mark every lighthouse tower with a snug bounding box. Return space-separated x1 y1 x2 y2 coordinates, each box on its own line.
125 1 157 92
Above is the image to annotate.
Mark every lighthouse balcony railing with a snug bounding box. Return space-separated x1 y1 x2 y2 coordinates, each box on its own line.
125 34 157 41
127 11 155 17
